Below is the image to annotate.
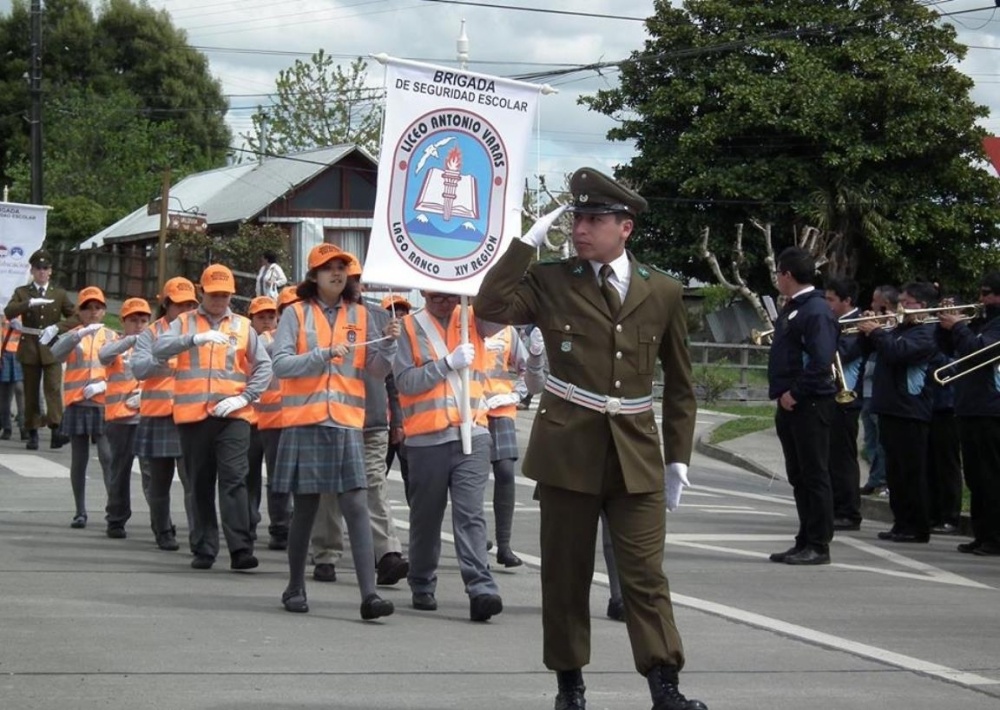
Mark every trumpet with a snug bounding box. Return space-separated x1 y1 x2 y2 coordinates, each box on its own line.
832 352 857 404
751 328 775 346
933 338 1000 385
839 312 899 335
897 303 983 325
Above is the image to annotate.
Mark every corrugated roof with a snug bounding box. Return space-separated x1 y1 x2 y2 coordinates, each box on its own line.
80 145 367 249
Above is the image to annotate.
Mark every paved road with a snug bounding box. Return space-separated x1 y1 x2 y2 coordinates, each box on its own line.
0 409 997 710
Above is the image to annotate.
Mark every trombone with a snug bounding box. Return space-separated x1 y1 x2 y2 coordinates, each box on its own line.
898 303 983 325
933 339 1000 385
832 352 857 404
751 328 774 346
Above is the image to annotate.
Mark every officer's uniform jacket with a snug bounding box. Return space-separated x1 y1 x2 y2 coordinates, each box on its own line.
3 283 75 366
474 240 696 495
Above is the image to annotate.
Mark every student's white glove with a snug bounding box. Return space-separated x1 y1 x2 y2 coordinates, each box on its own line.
519 205 568 248
79 323 103 337
39 324 59 345
28 298 54 308
193 330 230 346
528 328 545 356
9 319 22 332
212 394 249 418
83 381 107 400
125 392 141 410
445 343 476 370
486 393 521 410
664 463 691 512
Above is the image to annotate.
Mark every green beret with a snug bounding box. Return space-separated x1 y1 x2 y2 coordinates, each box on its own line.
29 249 53 268
567 167 647 217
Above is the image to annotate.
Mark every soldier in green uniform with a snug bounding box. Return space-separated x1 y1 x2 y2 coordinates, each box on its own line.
3 249 75 450
474 168 706 710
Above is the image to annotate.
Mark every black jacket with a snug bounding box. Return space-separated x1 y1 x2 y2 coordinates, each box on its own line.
864 322 937 422
767 288 838 401
938 306 1000 417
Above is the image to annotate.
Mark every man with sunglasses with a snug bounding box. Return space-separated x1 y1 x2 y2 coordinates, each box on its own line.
3 249 75 450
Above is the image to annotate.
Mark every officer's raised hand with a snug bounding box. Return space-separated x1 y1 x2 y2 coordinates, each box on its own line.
28 297 54 308
520 205 568 248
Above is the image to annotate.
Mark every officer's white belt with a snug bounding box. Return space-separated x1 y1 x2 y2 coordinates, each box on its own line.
544 375 653 416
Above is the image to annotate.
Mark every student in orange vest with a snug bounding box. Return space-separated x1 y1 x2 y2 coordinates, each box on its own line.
393 291 504 622
309 268 410 588
247 295 291 551
382 295 412 497
270 244 398 619
131 278 198 552
0 313 27 441
48 287 116 530
153 265 273 571
97 298 152 538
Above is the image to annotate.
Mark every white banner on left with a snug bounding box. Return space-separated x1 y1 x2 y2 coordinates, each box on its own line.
364 56 545 296
0 202 50 309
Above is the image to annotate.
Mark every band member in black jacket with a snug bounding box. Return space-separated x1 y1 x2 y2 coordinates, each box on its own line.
767 248 839 565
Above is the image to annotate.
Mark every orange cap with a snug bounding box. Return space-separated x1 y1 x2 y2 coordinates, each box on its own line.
248 296 277 315
160 277 197 304
347 258 362 277
278 285 300 310
308 243 360 272
121 298 152 319
381 294 412 312
200 264 236 294
77 286 106 307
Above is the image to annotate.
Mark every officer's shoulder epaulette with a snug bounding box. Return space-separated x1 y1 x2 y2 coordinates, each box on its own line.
639 263 680 282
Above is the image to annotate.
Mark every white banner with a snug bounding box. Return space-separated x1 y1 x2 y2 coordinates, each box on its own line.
363 56 545 296
0 202 49 309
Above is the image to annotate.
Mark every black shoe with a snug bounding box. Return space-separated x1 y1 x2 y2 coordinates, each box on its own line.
768 545 802 563
282 588 309 613
958 540 983 554
606 597 626 622
267 535 288 551
19 427 28 441
70 514 87 529
470 593 503 622
412 592 438 611
554 684 586 710
376 552 409 586
931 523 959 535
26 430 38 450
833 518 860 531
889 532 929 543
191 555 214 570
648 665 708 710
877 529 898 541
860 484 877 495
0 428 10 440
313 563 336 582
106 527 126 539
231 550 259 571
784 548 830 566
50 430 70 449
361 593 395 620
496 546 523 568
972 541 1000 556
155 532 180 551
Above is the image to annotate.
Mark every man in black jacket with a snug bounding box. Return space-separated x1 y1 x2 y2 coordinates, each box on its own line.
767 247 839 565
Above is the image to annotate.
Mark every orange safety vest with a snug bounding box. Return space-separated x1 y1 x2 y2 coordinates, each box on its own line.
62 326 114 408
398 308 489 437
172 311 255 424
2 321 21 353
139 318 176 418
104 336 139 422
279 300 367 429
255 330 283 430
484 326 520 420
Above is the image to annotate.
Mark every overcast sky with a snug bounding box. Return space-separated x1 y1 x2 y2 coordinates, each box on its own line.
4 0 1000 184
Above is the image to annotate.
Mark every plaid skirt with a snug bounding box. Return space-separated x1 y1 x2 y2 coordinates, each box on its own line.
271 425 366 495
134 415 183 459
59 403 105 438
0 353 23 383
488 415 518 462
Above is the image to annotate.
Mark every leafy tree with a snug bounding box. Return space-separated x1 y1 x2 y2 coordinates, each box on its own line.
243 53 383 158
583 0 1000 296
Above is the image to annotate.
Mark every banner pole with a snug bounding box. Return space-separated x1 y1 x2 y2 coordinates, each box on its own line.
459 296 472 455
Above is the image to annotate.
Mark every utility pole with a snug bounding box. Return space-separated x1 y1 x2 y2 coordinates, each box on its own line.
156 168 171 292
29 0 43 204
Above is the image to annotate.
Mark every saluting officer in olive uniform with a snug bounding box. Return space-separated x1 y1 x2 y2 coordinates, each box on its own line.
3 249 75 450
474 168 706 710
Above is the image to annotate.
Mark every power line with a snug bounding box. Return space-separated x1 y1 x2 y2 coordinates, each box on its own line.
413 0 645 21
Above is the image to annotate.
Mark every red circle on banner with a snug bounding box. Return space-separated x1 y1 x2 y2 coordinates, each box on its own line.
398 160 408 171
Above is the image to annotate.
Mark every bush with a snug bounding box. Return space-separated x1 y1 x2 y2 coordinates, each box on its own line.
693 365 737 404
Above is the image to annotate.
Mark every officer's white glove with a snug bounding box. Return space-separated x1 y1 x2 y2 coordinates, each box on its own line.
79 323 103 337
125 392 141 410
485 393 521 410
9 319 22 332
445 343 476 370
528 328 545 356
39 324 59 345
664 462 691 512
28 298 54 308
83 381 107 400
212 394 249 418
193 330 230 346
519 205 568 248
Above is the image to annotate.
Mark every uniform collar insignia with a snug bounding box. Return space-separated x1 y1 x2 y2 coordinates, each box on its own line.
571 263 585 276
637 266 650 279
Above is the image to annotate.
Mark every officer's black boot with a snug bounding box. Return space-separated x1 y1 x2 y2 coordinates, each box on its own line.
26 429 39 450
554 669 586 710
647 665 708 710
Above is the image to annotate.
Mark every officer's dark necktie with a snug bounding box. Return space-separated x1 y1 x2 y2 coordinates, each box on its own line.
599 264 621 316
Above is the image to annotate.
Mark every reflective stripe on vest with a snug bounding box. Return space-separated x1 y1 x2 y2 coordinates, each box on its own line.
105 339 139 422
279 300 366 429
63 327 113 408
398 308 488 437
484 326 518 420
173 312 253 424
139 318 176 418
3 324 20 353
255 330 283 430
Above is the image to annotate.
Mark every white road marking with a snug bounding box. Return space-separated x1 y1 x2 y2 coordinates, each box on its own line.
2 454 70 478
